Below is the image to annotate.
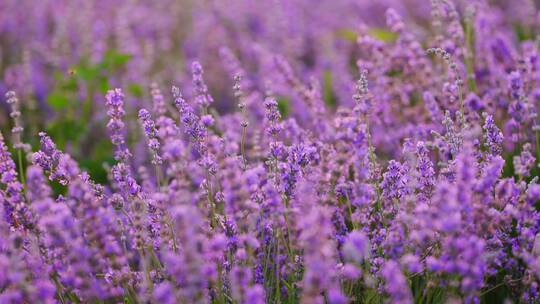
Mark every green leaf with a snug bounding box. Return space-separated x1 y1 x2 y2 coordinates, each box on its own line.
79 158 113 185
409 90 421 107
46 91 69 110
97 76 110 93
277 97 290 117
102 50 132 71
76 64 100 81
128 83 144 97
336 28 358 42
336 27 398 43
514 23 535 42
77 139 115 185
368 28 398 42
60 76 79 91
46 119 86 148
386 69 403 77
322 70 337 109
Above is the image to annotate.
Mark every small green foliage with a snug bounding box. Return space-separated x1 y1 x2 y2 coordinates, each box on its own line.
385 69 403 78
514 23 535 42
409 90 421 107
46 91 70 110
322 70 337 109
128 83 144 97
46 119 87 149
336 27 398 43
102 50 132 70
42 49 132 186
368 28 398 42
336 28 358 42
79 157 114 185
502 149 517 179
277 97 290 117
76 63 100 82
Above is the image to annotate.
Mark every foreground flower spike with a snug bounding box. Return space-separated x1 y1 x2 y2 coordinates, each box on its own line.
33 132 73 185
161 205 212 303
191 61 214 109
138 108 163 166
5 91 29 152
381 261 412 304
0 204 56 303
172 86 206 150
299 206 345 303
0 132 32 229
263 96 282 137
482 113 503 156
106 88 131 162
353 69 372 116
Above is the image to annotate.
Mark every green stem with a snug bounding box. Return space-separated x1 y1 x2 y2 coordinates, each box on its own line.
140 248 154 293
17 149 25 185
344 194 358 230
51 273 67 304
464 17 477 93
168 217 178 253
155 165 163 190
216 263 225 304
536 130 540 164
241 125 247 168
282 197 295 264
205 169 217 229
274 237 282 304
365 118 382 213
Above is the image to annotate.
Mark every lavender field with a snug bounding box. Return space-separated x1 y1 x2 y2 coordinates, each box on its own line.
1 0 540 303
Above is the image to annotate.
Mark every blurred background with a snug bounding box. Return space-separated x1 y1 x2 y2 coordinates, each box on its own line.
0 0 537 183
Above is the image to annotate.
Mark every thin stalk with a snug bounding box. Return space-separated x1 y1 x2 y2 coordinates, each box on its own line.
262 230 271 287
147 246 163 269
282 196 295 263
167 217 178 253
51 273 67 304
344 194 358 230
234 75 248 168
155 165 162 189
205 169 217 229
123 282 140 304
201 104 220 228
365 117 382 212
274 236 282 304
536 105 540 164
142 251 154 292
464 16 477 93
458 85 465 129
241 125 247 168
535 128 540 163
216 263 225 304
17 149 25 185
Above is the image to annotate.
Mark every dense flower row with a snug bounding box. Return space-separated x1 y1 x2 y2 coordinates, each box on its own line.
1 1 540 303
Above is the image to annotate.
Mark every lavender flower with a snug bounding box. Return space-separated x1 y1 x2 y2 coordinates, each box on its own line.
482 113 503 156
263 97 282 137
172 86 207 150
513 143 535 178
0 133 32 229
381 260 412 304
342 230 371 264
106 88 131 162
191 61 214 109
138 108 163 165
5 91 30 152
